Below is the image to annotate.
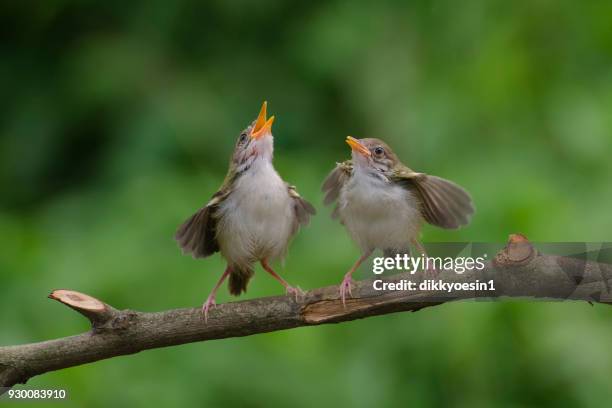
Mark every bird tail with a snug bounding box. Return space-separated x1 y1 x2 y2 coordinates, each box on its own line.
228 265 254 296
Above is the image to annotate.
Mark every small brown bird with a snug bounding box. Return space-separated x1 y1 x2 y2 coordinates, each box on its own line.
176 102 315 320
322 136 474 303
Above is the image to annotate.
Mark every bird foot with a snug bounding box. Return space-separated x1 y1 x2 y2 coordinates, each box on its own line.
339 275 353 307
201 295 217 323
286 286 305 301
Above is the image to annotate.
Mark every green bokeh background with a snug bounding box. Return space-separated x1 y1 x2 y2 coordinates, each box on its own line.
2 1 612 407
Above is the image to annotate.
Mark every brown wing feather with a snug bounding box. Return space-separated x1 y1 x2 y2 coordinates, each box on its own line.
321 161 352 219
175 189 229 258
288 185 316 235
393 170 474 229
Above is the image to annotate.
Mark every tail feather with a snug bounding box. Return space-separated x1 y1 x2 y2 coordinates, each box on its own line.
228 266 254 296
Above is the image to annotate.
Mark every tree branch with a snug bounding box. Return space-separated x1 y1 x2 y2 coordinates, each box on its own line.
1 234 611 392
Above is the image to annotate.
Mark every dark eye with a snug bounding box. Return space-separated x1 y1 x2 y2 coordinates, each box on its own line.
238 133 248 144
374 146 385 156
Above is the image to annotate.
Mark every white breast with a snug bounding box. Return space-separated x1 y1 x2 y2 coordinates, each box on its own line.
338 169 422 253
216 159 294 267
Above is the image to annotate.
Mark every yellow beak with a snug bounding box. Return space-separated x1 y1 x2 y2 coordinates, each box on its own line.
346 136 371 157
251 101 275 140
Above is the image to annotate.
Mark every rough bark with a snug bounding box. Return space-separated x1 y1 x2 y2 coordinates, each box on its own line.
1 234 611 392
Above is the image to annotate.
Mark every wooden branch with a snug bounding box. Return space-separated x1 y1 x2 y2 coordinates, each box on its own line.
1 234 611 392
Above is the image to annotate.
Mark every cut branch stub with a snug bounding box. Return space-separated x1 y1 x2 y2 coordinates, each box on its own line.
49 289 117 328
49 289 106 312
494 233 536 266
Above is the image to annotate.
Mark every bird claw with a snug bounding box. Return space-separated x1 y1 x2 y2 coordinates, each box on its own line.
286 286 305 302
339 275 353 307
201 295 217 323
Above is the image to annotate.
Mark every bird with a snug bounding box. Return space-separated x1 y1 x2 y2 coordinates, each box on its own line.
175 102 316 320
322 136 474 304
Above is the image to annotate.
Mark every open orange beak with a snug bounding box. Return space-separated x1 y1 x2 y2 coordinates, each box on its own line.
251 101 275 140
346 136 371 157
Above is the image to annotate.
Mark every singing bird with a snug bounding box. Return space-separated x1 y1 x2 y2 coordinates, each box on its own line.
322 136 474 303
176 102 316 320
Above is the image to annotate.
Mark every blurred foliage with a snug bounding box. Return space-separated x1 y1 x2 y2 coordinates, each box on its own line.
2 0 612 407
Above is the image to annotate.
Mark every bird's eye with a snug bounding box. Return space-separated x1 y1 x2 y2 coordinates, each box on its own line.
238 133 248 144
374 146 385 156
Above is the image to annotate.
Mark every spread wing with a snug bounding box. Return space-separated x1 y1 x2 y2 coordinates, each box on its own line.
175 187 231 258
288 184 316 235
321 161 353 219
391 168 474 229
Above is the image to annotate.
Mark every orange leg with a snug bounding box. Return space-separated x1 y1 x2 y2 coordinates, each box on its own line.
261 259 303 301
339 250 373 306
202 266 232 322
412 239 436 278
